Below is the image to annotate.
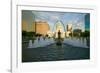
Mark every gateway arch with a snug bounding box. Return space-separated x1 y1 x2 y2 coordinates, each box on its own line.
52 20 66 38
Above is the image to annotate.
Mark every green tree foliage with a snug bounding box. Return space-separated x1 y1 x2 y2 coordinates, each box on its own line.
81 30 90 37
22 31 35 37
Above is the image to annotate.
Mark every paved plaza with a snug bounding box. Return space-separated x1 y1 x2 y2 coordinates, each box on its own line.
22 37 89 62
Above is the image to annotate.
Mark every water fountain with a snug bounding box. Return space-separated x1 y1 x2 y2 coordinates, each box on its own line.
28 40 33 48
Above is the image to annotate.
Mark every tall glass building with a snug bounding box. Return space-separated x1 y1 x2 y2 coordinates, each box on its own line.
85 13 90 30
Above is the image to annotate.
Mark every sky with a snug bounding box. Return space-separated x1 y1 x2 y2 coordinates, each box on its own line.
22 10 90 32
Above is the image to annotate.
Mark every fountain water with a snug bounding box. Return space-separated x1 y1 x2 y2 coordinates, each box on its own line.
28 40 33 48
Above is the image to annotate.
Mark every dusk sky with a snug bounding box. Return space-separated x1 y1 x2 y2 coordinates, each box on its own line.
22 10 90 31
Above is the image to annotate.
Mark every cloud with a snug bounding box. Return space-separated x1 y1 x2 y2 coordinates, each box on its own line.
30 10 87 31
51 16 59 20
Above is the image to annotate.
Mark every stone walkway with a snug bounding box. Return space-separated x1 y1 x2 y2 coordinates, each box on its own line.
22 43 89 62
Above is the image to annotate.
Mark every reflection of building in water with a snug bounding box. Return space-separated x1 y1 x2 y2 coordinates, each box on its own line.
35 21 50 36
66 24 73 37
